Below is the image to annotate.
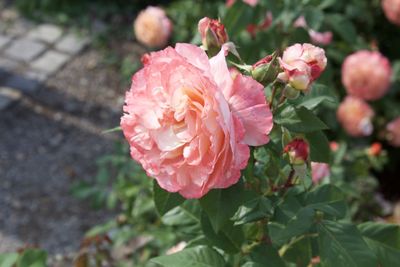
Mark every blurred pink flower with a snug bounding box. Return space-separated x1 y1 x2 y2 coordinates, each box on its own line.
166 241 187 255
294 16 333 45
368 142 382 156
198 17 228 50
311 162 330 184
226 0 258 7
342 50 392 101
278 43 327 91
337 96 375 137
134 6 172 48
121 44 273 198
246 12 273 38
382 0 400 26
386 117 400 147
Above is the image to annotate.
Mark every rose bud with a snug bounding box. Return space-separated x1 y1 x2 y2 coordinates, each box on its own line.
311 162 330 184
382 0 400 26
284 138 310 165
367 142 382 156
342 50 392 101
337 96 375 137
330 141 339 152
133 6 172 48
198 17 228 52
278 43 327 91
251 53 279 85
386 117 400 147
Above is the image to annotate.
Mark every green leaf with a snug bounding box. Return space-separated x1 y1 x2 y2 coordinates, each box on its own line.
150 246 225 267
153 181 185 216
358 222 400 249
223 1 254 36
392 60 400 82
17 249 47 267
0 253 18 267
162 200 201 226
275 106 328 133
283 236 313 267
304 184 346 218
269 207 315 246
363 238 400 267
248 244 286 267
317 220 378 267
305 131 331 163
199 182 245 232
231 197 273 225
294 84 337 110
325 14 357 43
201 212 244 253
304 7 324 30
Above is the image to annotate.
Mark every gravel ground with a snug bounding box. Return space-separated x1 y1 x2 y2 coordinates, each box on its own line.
0 48 132 255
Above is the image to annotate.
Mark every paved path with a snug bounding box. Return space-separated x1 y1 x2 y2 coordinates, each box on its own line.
0 15 89 109
0 9 125 257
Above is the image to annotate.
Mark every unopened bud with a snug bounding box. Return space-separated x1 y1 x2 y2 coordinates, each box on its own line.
284 138 309 165
198 17 228 51
251 53 279 85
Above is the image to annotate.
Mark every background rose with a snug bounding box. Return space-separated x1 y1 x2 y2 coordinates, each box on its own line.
342 50 392 101
386 117 400 146
134 6 172 48
382 0 400 26
337 96 375 137
121 43 272 198
311 162 330 184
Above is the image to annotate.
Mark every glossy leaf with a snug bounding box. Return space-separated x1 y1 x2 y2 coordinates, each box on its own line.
150 246 225 267
317 220 378 267
153 181 185 216
305 131 331 163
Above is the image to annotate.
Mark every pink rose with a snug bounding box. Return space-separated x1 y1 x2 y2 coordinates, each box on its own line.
382 0 400 26
386 117 400 147
226 0 258 7
311 162 330 184
294 16 333 46
133 6 172 48
337 96 375 137
121 44 273 198
342 50 392 101
278 43 327 91
198 18 228 50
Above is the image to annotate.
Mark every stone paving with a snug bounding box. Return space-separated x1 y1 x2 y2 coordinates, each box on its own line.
0 19 90 110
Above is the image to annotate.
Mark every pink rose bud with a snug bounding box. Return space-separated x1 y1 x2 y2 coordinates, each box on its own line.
342 50 392 101
251 53 279 85
382 0 400 26
278 43 327 91
284 138 310 165
134 6 172 48
198 17 228 51
367 142 382 156
386 117 400 147
121 44 273 199
330 141 339 152
337 96 375 137
311 162 330 184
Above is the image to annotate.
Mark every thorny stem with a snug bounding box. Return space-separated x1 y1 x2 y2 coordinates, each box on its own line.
269 85 278 109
